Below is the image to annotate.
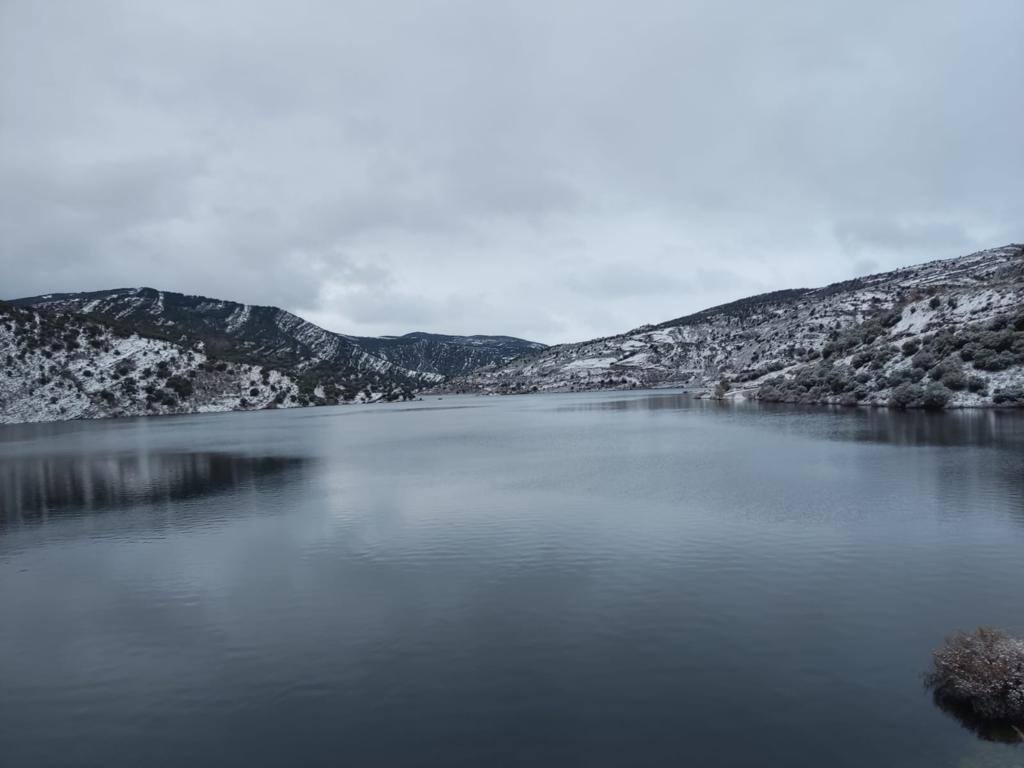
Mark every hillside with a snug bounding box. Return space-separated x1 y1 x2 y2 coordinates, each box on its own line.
11 288 434 393
12 288 545 395
0 302 301 423
348 332 545 376
454 244 1024 408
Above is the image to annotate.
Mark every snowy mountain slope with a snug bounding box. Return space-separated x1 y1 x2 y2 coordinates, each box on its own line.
0 302 301 424
12 288 435 393
12 289 545 386
453 244 1024 408
348 332 546 376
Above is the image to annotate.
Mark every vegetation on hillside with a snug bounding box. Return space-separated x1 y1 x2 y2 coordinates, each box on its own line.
756 306 1024 409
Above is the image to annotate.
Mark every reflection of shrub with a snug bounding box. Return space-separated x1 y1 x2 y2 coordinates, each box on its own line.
924 628 1024 725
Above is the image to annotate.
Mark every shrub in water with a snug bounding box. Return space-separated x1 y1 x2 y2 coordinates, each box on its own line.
924 628 1024 725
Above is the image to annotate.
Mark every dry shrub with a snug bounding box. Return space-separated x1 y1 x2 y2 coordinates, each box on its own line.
925 627 1024 727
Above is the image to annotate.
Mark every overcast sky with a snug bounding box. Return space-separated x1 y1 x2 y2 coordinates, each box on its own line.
1 1 1022 343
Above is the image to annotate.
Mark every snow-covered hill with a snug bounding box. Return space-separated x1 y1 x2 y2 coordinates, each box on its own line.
0 302 301 423
454 244 1024 408
12 288 545 387
12 288 435 392
349 332 546 376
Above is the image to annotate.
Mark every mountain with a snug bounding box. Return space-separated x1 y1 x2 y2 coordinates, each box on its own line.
11 288 434 395
11 288 545 398
348 332 546 377
0 301 303 423
453 244 1024 409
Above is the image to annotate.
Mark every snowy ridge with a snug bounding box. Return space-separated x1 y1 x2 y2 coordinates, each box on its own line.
10 288 527 388
0 303 301 424
454 244 1024 408
347 331 546 376
12 288 442 395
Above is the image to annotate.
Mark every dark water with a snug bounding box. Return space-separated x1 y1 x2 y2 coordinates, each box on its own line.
1 393 1023 768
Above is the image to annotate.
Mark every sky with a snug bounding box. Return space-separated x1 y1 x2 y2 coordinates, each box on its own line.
1 1 1022 344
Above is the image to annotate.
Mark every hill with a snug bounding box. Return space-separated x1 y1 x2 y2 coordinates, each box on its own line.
453 244 1024 409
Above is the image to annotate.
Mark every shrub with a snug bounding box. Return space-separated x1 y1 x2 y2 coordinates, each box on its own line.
972 349 1012 371
993 386 1024 406
164 375 194 399
890 383 923 409
924 628 1024 724
851 351 873 369
912 349 939 371
901 339 925 358
930 359 968 391
967 375 988 395
978 330 1014 352
921 382 952 410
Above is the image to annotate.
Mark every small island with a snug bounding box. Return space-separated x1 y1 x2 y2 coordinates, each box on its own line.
926 627 1024 743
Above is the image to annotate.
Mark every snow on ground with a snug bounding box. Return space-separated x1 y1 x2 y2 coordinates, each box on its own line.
453 244 1024 404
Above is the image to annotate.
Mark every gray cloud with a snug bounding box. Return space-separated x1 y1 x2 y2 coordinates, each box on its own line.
1 0 1021 343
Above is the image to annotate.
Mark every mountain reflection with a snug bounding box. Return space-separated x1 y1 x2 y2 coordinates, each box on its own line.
557 393 696 411
0 452 305 525
559 393 1024 448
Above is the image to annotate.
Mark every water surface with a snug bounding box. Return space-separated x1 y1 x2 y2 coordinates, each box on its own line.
1 393 1022 767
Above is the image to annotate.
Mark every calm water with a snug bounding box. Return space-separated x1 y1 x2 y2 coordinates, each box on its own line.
1 393 1023 767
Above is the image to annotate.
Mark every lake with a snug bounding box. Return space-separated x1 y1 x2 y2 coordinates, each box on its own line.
1 392 1022 767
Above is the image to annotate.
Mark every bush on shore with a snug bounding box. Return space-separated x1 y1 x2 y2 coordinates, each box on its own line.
924 628 1024 728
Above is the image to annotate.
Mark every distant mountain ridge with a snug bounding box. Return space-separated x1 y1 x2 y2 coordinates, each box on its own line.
2 286 545 423
12 287 544 390
347 331 545 377
454 244 1024 408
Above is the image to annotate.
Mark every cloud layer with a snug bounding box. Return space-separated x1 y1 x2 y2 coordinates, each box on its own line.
2 0 1022 343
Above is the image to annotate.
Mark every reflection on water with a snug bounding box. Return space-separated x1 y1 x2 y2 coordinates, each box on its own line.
814 407 1024 448
557 392 695 412
931 694 1024 745
558 393 1024 448
0 452 305 525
